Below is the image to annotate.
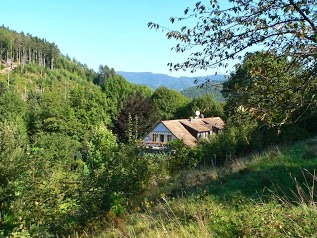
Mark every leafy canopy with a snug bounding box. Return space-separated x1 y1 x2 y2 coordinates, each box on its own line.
114 91 159 142
151 86 189 120
223 51 316 127
149 0 317 126
149 0 316 72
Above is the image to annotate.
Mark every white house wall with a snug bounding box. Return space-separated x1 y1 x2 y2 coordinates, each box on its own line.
152 123 170 133
144 123 177 143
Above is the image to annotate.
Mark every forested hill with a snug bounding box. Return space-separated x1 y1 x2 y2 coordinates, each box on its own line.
0 26 154 97
117 71 227 91
0 26 231 237
0 25 102 87
0 25 157 132
180 82 225 101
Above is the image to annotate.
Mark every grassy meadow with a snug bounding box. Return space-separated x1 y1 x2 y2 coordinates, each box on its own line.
93 139 317 238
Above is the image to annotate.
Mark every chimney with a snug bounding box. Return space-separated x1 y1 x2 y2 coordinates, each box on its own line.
189 116 195 122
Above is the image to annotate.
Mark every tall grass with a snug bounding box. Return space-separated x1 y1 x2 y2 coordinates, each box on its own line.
93 140 317 238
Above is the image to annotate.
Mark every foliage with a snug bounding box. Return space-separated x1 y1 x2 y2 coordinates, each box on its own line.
27 90 78 139
56 56 97 82
109 192 127 217
12 140 83 236
185 94 224 118
196 117 258 165
0 89 29 229
94 65 116 89
81 144 153 221
2 20 317 237
107 144 152 201
149 0 316 72
0 90 27 124
223 51 316 128
69 86 111 134
131 84 154 98
168 139 197 173
96 140 317 238
0 121 27 228
151 86 189 120
86 124 118 171
149 0 317 126
102 75 136 122
114 91 159 142
181 82 225 101
0 26 59 70
0 26 163 237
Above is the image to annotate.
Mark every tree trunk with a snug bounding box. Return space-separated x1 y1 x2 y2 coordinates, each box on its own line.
51 57 54 70
33 49 35 64
28 47 31 64
0 210 2 224
10 39 12 63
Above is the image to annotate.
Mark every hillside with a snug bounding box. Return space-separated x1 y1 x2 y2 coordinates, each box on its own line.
180 82 225 101
0 26 164 238
96 139 317 237
0 26 98 93
0 26 155 104
117 71 227 91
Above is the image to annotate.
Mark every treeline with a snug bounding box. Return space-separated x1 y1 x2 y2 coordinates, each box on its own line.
0 26 59 70
0 26 101 83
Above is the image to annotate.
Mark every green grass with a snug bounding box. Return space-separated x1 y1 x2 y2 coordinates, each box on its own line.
93 140 317 238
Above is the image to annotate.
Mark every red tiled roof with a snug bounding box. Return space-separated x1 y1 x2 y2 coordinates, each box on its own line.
162 120 197 147
160 117 225 147
178 119 211 132
202 117 225 129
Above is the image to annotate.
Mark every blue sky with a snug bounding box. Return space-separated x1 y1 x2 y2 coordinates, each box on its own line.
1 0 232 77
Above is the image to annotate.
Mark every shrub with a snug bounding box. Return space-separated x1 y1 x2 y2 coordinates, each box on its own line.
168 139 197 173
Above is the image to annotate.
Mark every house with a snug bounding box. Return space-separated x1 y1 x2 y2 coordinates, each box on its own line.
143 117 225 148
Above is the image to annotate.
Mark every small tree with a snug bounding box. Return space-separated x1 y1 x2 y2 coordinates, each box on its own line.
151 86 189 120
114 91 159 142
168 139 197 173
188 94 224 118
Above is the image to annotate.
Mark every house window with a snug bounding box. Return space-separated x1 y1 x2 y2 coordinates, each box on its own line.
160 134 165 142
167 134 172 142
152 134 157 142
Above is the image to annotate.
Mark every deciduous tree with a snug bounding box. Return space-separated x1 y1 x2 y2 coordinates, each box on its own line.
151 86 189 120
114 91 159 142
149 0 317 126
223 51 316 129
149 0 316 71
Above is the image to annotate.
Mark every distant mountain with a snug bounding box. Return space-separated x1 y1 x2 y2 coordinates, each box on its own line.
117 71 227 91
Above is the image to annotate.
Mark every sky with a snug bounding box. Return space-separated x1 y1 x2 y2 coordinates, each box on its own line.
1 0 233 77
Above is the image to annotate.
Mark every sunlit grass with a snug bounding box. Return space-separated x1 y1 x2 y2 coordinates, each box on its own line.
93 139 317 238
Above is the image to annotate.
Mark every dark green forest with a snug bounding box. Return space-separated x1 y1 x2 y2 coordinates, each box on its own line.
1 8 317 236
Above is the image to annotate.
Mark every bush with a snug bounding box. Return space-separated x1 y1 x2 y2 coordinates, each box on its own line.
196 121 257 166
168 139 197 173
